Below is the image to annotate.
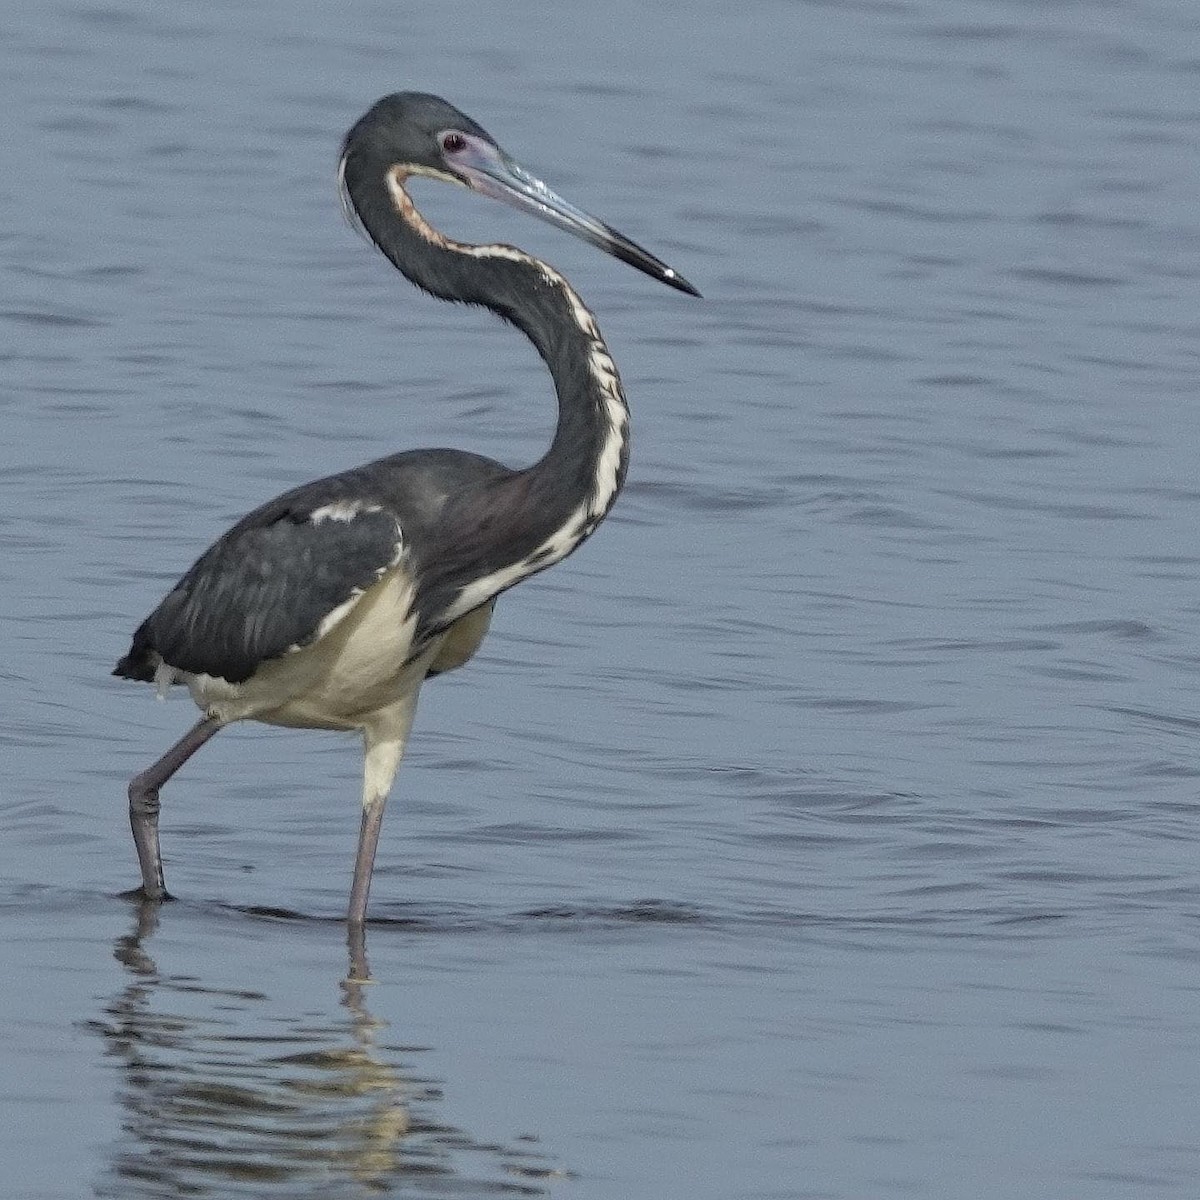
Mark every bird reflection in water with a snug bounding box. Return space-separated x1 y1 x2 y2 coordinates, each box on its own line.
91 902 562 1196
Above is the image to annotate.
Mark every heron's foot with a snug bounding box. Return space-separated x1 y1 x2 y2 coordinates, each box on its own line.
117 884 175 903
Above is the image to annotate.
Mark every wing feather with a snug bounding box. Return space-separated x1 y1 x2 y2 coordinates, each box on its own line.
115 502 403 684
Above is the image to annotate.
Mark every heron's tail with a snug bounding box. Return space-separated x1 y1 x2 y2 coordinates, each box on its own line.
113 626 157 682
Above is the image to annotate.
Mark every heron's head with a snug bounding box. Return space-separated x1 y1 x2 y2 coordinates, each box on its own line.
339 92 699 297
340 92 493 186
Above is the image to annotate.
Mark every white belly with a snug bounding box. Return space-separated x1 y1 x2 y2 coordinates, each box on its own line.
186 566 427 731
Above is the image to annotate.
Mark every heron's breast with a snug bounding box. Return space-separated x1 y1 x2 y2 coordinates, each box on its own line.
428 601 495 676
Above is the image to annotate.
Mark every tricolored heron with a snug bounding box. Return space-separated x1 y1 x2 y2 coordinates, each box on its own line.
114 92 698 925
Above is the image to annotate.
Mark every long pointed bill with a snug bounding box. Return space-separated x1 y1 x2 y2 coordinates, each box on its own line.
444 134 700 297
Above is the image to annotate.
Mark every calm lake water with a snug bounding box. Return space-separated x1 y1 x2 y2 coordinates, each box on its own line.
4 0 1200 1196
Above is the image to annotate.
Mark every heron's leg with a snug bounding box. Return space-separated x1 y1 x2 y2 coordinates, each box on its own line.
345 920 370 984
348 695 420 927
127 716 222 901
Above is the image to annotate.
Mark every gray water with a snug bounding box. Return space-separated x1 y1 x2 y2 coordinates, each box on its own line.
4 0 1200 1196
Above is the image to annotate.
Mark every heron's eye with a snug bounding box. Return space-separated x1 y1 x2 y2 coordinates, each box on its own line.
441 132 467 154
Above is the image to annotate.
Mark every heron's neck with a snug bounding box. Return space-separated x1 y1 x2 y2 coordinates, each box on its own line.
352 168 631 619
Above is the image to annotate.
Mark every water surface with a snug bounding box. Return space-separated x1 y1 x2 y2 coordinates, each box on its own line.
4 0 1200 1196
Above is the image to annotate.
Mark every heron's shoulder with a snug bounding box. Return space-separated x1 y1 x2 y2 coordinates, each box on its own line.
359 447 512 499
231 450 510 533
